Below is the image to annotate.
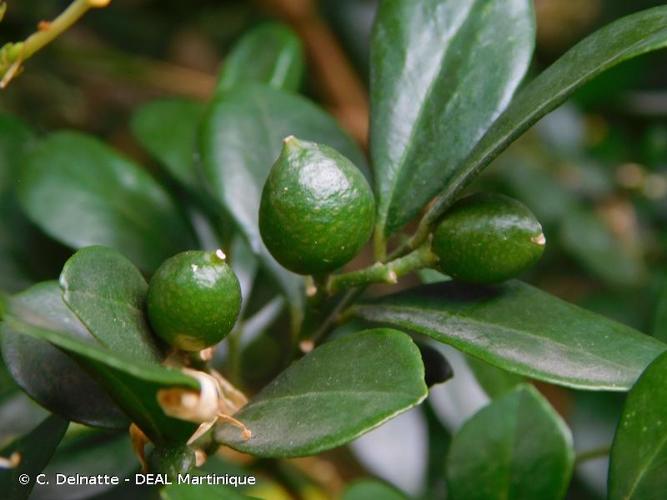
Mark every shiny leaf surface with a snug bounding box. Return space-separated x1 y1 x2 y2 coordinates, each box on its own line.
18 131 194 272
131 99 206 190
217 23 304 93
217 329 427 457
2 289 198 444
371 0 535 236
1 282 128 429
60 246 162 363
353 282 666 390
609 351 667 499
446 385 573 500
423 6 667 227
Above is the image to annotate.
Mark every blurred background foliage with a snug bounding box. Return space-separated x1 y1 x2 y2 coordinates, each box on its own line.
1 0 667 498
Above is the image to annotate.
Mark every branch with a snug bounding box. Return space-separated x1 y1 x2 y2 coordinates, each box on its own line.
0 0 111 88
326 243 438 295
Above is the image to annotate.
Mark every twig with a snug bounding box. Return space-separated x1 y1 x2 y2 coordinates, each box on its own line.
575 445 610 465
0 0 112 88
326 242 438 295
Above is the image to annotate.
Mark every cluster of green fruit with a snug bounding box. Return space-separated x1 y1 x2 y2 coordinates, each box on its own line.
259 136 545 282
147 136 545 352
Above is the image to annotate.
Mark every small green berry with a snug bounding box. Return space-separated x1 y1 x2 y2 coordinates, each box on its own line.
259 136 375 275
431 193 545 284
147 250 241 351
148 444 195 478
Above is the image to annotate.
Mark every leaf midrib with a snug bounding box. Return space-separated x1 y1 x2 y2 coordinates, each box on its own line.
359 303 641 375
451 25 667 206
244 388 420 411
377 0 475 231
624 431 667 499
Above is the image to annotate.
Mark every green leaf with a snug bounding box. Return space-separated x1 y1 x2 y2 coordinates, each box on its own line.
0 114 36 292
161 482 252 500
60 246 162 363
560 208 646 288
466 357 523 399
609 351 667 499
353 281 666 391
2 288 199 445
423 6 667 227
0 415 69 500
370 0 535 237
217 329 427 457
0 115 32 193
200 84 366 310
446 385 573 500
18 131 194 272
653 278 667 343
1 282 128 429
131 99 206 190
217 23 304 94
342 479 407 500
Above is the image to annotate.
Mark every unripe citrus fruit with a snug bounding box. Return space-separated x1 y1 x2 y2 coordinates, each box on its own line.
148 444 195 478
147 250 241 351
259 136 375 275
432 193 545 284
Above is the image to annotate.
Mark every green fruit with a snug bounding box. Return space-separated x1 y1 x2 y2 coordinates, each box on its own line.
259 136 375 275
147 250 241 351
148 444 195 478
432 193 545 284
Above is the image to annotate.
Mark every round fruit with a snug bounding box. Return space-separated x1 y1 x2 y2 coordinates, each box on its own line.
147 250 241 351
259 136 375 275
148 444 195 478
431 193 545 284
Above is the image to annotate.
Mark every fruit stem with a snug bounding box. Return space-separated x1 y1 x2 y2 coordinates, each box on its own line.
373 227 387 262
0 0 111 88
326 242 438 295
574 445 610 465
309 287 365 345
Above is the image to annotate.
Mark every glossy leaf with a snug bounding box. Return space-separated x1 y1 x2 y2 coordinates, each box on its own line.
217 23 304 93
609 351 667 499
342 480 406 500
1 282 128 429
2 289 199 444
466 357 523 399
370 0 535 237
0 114 35 292
353 281 666 391
200 84 366 309
60 246 162 363
18 131 194 272
131 99 206 190
446 385 574 500
0 415 69 500
217 329 427 457
423 6 667 227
